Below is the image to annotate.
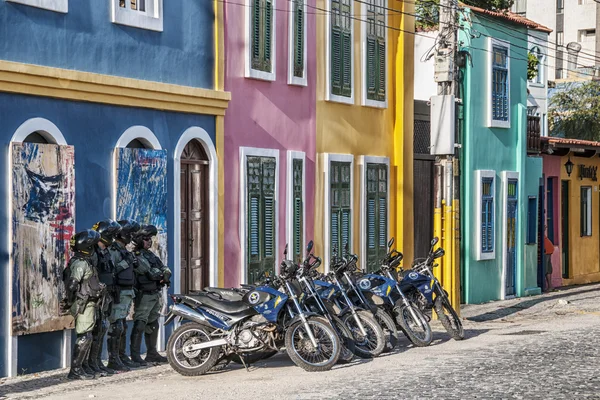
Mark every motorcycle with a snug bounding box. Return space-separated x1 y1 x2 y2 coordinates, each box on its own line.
163 245 341 376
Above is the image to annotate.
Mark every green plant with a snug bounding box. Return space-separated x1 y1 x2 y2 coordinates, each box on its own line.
527 52 540 81
415 0 516 30
549 81 600 141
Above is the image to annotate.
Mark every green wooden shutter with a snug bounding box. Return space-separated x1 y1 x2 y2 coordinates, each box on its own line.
293 0 304 78
331 161 352 260
366 37 376 98
264 0 273 70
331 0 342 95
251 0 261 70
366 163 387 272
367 0 386 102
293 159 304 261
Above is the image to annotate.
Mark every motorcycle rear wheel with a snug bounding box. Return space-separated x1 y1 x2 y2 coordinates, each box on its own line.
434 296 464 340
394 303 433 347
166 323 220 376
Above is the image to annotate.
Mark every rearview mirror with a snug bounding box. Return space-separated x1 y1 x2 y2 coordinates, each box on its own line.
284 243 288 258
433 248 445 259
431 237 439 247
387 237 394 249
307 240 313 254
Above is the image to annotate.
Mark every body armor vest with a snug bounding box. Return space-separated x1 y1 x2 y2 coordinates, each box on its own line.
95 248 115 287
112 244 136 287
66 256 104 299
136 250 161 292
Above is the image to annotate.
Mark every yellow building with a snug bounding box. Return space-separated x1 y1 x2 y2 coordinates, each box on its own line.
314 0 414 269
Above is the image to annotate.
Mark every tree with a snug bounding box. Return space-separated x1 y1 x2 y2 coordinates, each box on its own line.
416 0 516 30
549 81 600 141
527 52 540 81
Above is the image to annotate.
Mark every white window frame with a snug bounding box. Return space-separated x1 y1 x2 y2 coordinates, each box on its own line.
487 37 511 129
581 186 592 236
5 0 67 13
358 156 390 268
245 0 277 81
325 0 354 105
323 153 354 271
500 171 519 299
474 169 496 261
286 151 307 260
528 45 545 87
239 147 280 284
111 0 163 32
288 0 307 86
360 0 388 108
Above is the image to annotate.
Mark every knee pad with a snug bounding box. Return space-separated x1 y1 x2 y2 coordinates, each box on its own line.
145 320 159 335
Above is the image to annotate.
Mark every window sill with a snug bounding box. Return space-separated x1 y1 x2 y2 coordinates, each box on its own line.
246 68 276 82
528 82 545 89
363 98 387 109
488 120 511 129
111 8 163 31
288 75 307 87
326 93 354 105
6 0 68 13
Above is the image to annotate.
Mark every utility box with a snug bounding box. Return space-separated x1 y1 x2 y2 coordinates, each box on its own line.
434 49 454 82
430 95 455 155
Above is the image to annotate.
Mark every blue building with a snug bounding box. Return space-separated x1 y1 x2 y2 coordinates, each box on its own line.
0 0 229 377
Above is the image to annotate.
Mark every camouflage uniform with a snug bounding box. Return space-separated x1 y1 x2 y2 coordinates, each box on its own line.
69 258 101 334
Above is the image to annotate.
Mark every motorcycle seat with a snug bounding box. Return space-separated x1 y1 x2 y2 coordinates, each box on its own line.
203 287 244 301
187 292 251 314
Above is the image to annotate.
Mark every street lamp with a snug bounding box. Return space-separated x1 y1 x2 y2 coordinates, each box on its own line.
565 156 574 177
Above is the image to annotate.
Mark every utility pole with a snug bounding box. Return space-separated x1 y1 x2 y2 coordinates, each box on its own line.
431 0 460 312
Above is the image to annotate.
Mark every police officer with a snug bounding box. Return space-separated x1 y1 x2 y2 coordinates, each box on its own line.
131 225 171 365
64 230 105 380
85 219 122 377
107 219 141 371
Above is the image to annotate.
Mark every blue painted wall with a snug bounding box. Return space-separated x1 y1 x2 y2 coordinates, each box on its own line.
459 10 541 304
0 1 214 88
0 93 215 377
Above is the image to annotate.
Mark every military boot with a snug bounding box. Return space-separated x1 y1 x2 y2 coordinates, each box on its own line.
88 333 108 377
107 329 130 372
130 320 148 367
68 334 95 380
119 320 140 368
144 321 167 363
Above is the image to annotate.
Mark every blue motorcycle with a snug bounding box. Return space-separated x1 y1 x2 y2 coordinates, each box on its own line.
163 245 341 376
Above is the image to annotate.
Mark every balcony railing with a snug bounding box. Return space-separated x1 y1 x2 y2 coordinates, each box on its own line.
527 115 541 153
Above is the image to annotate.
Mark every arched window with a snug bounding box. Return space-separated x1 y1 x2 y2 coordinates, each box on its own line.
126 138 149 148
530 46 544 85
23 131 50 144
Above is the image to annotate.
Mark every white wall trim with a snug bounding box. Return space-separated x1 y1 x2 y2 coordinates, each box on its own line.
239 147 280 284
286 151 307 261
360 0 388 109
5 0 67 13
7 118 70 377
474 169 496 261
323 153 354 272
500 171 519 300
114 125 162 150
487 37 511 129
245 0 277 81
358 156 390 271
325 0 354 105
110 0 163 32
287 0 308 86
173 127 219 292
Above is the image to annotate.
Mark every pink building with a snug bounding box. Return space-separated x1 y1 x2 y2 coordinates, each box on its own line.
222 0 316 286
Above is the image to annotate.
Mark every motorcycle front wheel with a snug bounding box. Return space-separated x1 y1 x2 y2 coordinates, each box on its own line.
330 314 356 364
341 310 385 358
284 316 340 372
166 323 220 376
434 296 464 340
394 303 433 347
373 308 400 352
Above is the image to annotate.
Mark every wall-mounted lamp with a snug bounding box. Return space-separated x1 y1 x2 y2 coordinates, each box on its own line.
565 156 574 177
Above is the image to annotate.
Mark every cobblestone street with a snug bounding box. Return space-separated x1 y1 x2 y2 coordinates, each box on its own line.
2 284 599 400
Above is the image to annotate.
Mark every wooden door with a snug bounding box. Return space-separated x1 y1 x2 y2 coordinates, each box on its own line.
413 155 435 260
180 140 209 293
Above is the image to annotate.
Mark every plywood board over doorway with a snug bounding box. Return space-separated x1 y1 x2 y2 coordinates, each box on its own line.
11 142 76 335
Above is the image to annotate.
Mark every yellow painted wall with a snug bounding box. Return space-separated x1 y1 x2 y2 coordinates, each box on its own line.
314 0 414 265
561 155 600 286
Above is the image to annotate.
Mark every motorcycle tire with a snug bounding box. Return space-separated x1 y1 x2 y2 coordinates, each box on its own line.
284 316 341 372
166 322 220 376
394 303 433 347
331 315 356 364
373 308 400 352
434 296 464 341
341 310 385 358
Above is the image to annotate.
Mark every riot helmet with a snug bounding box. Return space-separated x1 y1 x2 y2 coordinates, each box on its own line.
117 219 141 244
92 218 121 246
132 224 158 249
70 229 101 256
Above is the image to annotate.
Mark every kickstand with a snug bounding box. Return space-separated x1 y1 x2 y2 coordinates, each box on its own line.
237 354 250 372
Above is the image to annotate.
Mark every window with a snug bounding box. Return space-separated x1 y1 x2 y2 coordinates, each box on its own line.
556 32 564 46
328 0 353 103
5 0 67 13
286 151 305 263
557 0 563 12
363 0 386 106
243 152 278 283
527 197 537 244
111 0 163 31
529 46 544 86
247 0 275 80
331 161 352 258
488 38 510 128
288 0 307 85
475 170 495 260
581 186 592 236
578 29 596 43
364 161 388 272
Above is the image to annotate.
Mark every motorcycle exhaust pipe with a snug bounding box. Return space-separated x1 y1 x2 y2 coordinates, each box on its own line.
171 303 208 325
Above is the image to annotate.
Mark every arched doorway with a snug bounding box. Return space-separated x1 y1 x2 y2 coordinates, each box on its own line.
180 139 210 293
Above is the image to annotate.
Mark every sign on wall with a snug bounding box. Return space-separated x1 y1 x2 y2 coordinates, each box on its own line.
578 165 598 181
11 142 76 335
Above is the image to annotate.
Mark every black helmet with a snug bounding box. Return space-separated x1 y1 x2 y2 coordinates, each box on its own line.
92 219 121 246
132 224 158 248
117 219 140 243
70 229 101 255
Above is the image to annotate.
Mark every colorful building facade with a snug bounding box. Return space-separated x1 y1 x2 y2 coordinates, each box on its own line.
458 7 549 304
313 0 414 269
0 0 229 377
542 138 600 288
221 0 317 286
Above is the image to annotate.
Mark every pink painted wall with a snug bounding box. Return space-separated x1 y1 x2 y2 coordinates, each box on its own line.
542 154 563 289
222 1 317 287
